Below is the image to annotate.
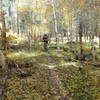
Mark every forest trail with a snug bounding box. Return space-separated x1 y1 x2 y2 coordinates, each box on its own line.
48 54 73 100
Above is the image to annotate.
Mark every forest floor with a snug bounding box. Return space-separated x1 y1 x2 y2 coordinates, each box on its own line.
0 43 100 100
48 53 73 100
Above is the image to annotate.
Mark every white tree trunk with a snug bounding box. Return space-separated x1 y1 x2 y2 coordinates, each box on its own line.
52 0 60 50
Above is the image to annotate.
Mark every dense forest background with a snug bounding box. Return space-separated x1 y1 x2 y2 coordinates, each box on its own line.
0 0 100 100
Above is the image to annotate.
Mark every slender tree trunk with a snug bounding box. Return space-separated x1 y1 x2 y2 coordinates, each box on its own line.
99 35 100 49
91 34 96 62
0 1 7 56
28 31 32 50
61 22 64 48
1 17 7 54
17 9 19 34
79 23 83 57
68 12 73 51
0 0 6 79
76 34 79 42
8 0 12 30
52 0 59 50
79 33 83 57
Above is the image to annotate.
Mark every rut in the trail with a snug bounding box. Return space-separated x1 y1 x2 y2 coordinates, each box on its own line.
48 54 73 100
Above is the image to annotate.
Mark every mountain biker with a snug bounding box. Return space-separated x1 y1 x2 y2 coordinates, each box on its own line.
43 34 49 51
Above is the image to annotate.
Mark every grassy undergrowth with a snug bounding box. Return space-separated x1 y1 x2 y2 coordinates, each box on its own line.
0 42 100 100
49 50 100 100
57 65 100 100
2 50 59 100
3 67 51 100
7 50 48 65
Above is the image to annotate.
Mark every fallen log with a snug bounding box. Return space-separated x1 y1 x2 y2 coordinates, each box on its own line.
15 63 32 77
15 63 25 74
86 62 100 67
79 61 100 67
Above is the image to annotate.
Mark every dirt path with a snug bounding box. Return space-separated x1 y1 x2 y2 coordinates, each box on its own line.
48 54 73 100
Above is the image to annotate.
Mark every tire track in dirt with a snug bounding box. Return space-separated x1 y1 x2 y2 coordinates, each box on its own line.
48 54 73 100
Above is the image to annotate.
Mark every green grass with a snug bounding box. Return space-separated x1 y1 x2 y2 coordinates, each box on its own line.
48 48 100 100
0 41 100 100
3 50 55 100
57 65 100 100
